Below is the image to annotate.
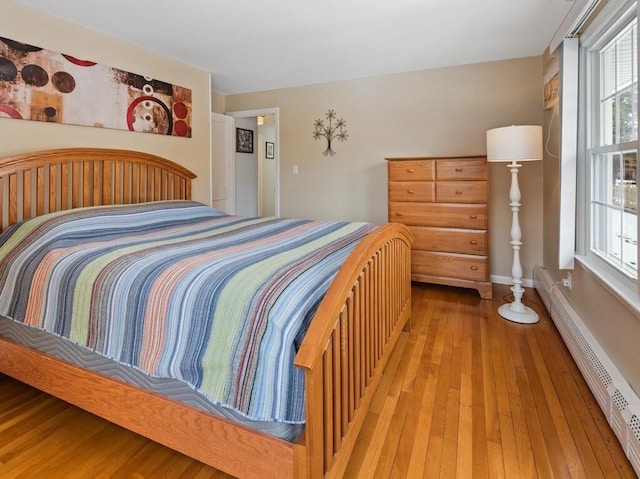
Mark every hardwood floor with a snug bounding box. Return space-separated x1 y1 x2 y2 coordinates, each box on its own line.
0 283 636 478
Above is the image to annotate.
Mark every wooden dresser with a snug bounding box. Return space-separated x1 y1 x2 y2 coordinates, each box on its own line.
386 156 492 299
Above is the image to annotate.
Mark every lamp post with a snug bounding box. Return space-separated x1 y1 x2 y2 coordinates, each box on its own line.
486 125 543 324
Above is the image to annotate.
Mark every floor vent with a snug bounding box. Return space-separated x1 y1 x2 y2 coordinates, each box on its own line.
534 266 640 477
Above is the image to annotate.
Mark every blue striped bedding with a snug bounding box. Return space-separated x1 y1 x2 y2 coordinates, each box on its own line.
0 201 376 423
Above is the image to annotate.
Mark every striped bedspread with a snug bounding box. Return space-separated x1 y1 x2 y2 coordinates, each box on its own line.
0 201 376 423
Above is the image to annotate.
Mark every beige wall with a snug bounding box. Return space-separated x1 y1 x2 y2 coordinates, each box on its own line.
543 104 561 269
212 92 226 115
0 0 212 205
225 57 544 281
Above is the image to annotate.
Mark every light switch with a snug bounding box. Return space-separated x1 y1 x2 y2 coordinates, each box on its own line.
293 165 299 175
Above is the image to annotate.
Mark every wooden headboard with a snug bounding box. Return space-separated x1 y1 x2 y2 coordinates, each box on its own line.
0 148 197 233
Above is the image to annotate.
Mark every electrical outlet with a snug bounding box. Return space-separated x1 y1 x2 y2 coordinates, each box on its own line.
562 272 572 290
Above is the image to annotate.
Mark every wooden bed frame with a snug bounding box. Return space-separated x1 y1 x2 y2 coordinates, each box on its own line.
0 148 413 479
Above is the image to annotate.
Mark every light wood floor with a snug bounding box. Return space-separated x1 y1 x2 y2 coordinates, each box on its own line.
0 283 636 478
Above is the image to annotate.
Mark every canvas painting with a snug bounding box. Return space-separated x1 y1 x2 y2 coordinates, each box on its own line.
0 36 192 137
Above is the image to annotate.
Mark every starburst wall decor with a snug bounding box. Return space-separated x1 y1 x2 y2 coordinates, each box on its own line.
312 109 348 157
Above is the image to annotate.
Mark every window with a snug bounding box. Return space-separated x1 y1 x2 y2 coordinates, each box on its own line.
582 4 639 282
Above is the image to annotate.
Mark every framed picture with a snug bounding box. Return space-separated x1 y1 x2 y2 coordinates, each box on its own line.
266 142 275 159
236 128 254 153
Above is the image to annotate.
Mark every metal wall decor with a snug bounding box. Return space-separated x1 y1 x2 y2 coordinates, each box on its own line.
312 109 348 157
0 36 192 137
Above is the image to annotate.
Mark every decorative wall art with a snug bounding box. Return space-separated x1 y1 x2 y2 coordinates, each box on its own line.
0 36 192 137
236 128 253 153
266 141 274 159
543 54 559 110
312 109 348 157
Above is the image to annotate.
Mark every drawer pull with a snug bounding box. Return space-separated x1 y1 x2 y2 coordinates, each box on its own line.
395 212 403 216
407 190 415 194
469 214 477 219
455 168 464 172
469 240 478 245
455 190 463 195
407 168 415 173
470 266 479 271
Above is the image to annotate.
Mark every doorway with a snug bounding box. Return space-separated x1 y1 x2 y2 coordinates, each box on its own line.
227 108 280 217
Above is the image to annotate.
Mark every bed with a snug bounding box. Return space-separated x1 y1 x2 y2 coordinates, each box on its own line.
0 147 412 479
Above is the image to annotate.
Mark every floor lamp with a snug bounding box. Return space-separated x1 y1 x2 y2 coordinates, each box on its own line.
486 125 543 324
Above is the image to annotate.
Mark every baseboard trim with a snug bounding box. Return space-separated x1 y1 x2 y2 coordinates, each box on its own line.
490 274 534 288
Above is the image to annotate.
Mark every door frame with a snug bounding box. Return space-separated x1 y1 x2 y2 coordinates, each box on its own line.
226 107 280 217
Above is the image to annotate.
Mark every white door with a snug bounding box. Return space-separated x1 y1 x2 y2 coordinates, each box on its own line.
211 112 235 214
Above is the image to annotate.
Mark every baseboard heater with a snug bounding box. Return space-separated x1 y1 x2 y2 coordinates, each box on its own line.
534 266 640 477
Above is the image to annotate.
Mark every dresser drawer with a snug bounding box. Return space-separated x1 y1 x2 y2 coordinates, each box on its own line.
389 181 435 202
412 251 488 281
436 158 487 180
389 202 487 229
388 160 435 181
410 226 487 254
386 155 490 299
436 181 487 203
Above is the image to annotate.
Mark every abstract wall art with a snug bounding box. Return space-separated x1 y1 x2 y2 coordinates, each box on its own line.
236 128 253 153
0 36 192 137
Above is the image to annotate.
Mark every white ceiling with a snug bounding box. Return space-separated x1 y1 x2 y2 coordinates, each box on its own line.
12 0 575 95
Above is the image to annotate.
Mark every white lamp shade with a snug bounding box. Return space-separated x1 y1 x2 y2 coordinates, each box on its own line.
486 125 543 162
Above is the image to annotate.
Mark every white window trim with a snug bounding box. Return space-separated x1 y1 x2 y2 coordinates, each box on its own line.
576 0 640 312
559 38 579 270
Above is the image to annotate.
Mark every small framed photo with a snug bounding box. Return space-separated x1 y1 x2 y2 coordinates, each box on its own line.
266 142 275 159
236 128 254 153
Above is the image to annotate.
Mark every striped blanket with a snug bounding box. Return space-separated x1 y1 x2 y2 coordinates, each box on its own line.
0 201 376 423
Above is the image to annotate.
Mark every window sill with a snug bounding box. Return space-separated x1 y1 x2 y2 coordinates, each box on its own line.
574 254 640 318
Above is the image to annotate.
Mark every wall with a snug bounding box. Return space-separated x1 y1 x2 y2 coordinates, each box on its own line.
0 0 212 205
543 103 561 269
225 57 544 281
212 92 226 115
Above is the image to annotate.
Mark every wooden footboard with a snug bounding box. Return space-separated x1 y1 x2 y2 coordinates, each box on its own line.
0 222 412 479
295 222 413 478
0 147 413 478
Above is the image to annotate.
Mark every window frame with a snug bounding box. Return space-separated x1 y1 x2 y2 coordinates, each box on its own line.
575 0 640 310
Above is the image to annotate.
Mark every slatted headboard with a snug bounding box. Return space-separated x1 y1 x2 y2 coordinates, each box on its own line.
0 148 197 233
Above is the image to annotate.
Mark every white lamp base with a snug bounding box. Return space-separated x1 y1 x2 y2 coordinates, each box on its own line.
495 160 540 325
497 302 539 324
